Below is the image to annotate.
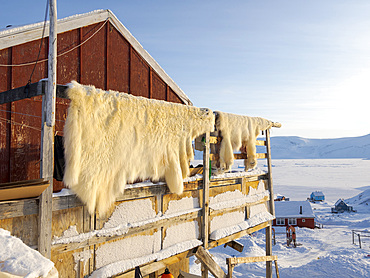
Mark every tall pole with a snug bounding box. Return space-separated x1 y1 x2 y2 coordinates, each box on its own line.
202 132 210 278
265 129 274 278
38 0 57 258
47 0 57 127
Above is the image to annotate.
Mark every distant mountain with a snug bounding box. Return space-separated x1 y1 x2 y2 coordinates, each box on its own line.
193 134 370 160
269 134 370 159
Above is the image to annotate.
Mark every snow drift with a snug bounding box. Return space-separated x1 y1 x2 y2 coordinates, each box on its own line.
63 81 214 215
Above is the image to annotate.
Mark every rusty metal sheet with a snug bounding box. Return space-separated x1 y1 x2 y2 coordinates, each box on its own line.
0 48 11 183
57 29 79 88
80 22 106 90
168 87 182 104
10 39 47 182
152 71 166 101
130 49 149 98
107 23 130 93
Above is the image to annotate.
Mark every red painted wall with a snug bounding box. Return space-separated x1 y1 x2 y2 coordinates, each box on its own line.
0 21 186 190
273 218 315 229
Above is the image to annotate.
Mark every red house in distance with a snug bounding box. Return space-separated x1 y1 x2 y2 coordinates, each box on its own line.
273 201 315 229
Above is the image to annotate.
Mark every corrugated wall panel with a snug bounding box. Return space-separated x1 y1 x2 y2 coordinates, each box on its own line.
11 39 47 181
151 71 167 101
168 87 182 104
0 48 11 183
130 49 150 98
57 29 80 85
80 23 106 89
107 23 130 93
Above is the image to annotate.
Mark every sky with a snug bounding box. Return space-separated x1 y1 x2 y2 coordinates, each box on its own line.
1 0 370 139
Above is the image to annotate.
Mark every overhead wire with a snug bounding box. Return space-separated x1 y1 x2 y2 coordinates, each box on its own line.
26 0 49 84
0 108 66 122
0 116 42 132
0 19 109 67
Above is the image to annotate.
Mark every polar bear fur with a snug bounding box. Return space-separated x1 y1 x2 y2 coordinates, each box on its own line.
215 111 272 173
63 81 214 215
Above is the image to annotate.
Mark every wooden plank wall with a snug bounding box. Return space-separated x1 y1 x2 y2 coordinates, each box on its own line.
0 175 270 277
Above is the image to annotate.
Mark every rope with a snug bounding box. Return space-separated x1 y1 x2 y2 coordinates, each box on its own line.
0 116 42 132
0 19 108 67
0 109 65 122
26 0 49 83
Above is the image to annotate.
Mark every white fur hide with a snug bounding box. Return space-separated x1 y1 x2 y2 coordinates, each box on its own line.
215 111 272 173
63 82 214 215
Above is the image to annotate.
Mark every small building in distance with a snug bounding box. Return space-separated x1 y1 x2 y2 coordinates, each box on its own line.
273 201 315 229
275 194 290 201
309 191 325 202
332 199 355 213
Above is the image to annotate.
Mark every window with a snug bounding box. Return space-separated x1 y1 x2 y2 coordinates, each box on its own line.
276 218 285 225
288 218 297 225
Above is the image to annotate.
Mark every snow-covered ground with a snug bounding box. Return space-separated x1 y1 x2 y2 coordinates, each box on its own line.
190 159 370 277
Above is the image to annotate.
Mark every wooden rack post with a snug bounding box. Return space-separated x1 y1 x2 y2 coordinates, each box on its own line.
202 132 210 278
265 129 275 278
38 0 57 259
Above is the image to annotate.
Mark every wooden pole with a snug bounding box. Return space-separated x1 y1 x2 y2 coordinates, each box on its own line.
265 129 274 278
38 0 57 259
202 132 210 278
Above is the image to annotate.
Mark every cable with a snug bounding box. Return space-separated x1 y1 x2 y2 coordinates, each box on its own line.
0 109 66 122
27 0 49 83
0 19 108 67
0 116 42 132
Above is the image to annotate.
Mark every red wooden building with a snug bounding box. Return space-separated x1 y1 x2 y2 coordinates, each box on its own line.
273 201 315 229
0 10 191 190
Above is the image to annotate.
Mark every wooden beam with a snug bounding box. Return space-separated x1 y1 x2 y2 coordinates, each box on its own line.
227 255 277 265
209 136 218 144
195 247 226 278
38 103 54 259
265 129 274 278
52 209 202 254
0 81 69 105
208 221 270 249
202 132 210 249
0 198 39 219
179 270 202 278
271 122 282 128
115 249 192 278
256 140 266 146
0 82 41 104
233 153 267 160
38 0 57 259
210 195 269 217
224 240 244 253
202 132 210 278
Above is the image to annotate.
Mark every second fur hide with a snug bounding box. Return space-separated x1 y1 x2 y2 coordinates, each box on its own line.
63 82 214 215
215 111 272 174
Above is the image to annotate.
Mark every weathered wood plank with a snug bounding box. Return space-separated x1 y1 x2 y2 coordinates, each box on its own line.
224 240 244 253
210 179 239 187
38 103 54 259
0 82 41 104
255 140 266 146
271 122 282 128
208 221 271 249
227 255 278 265
0 199 38 219
210 195 269 217
195 246 226 278
202 132 210 250
0 81 69 105
115 250 191 278
52 209 202 254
